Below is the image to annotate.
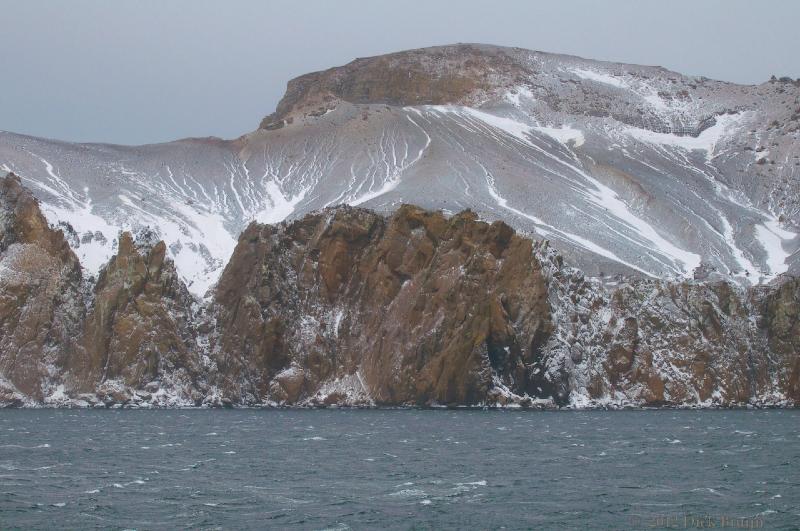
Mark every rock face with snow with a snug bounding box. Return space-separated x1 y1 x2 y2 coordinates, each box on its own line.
0 174 208 406
66 231 202 402
0 174 83 404
0 43 798 407
540 265 798 406
761 277 800 400
213 205 552 406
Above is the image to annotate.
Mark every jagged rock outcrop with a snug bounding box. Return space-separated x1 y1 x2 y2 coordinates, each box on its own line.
66 231 203 404
213 205 552 406
0 174 206 406
0 174 83 403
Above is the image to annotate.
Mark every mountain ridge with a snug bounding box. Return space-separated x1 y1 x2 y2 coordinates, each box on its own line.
258 43 757 131
2 44 798 294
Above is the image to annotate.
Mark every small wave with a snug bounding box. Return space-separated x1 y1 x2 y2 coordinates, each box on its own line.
51 502 66 507
113 483 124 489
223 451 236 454
303 436 326 441
203 502 218 507
84 489 100 494
668 439 681 444
451 480 488 494
420 499 432 505
389 488 426 498
318 524 351 531
458 481 487 487
0 443 51 449
691 487 724 496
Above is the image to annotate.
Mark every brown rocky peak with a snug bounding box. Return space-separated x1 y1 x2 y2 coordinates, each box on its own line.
0 173 77 265
68 231 200 396
1 173 47 245
260 44 524 129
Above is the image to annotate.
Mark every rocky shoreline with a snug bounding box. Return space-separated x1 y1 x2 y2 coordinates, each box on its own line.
1 173 798 409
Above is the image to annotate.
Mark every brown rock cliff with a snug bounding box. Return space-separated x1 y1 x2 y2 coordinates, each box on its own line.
0 174 82 401
213 205 553 406
67 231 202 401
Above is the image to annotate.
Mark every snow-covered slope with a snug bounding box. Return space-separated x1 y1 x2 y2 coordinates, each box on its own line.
1 44 799 297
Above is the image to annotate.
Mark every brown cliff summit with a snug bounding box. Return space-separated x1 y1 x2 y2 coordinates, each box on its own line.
259 44 526 129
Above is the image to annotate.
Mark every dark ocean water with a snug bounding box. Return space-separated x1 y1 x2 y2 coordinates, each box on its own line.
0 409 797 530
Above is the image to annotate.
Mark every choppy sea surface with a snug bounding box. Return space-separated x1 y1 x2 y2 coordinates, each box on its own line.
0 409 797 530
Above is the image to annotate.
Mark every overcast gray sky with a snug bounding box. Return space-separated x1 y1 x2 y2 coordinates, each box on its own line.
2 0 798 145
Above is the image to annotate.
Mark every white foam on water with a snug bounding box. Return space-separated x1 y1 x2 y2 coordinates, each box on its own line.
389 489 426 498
